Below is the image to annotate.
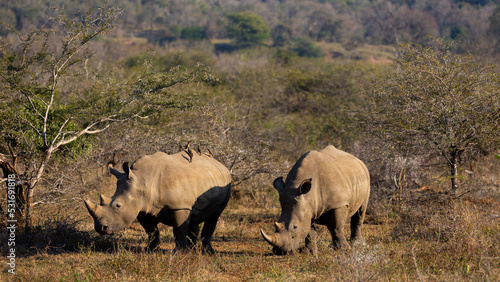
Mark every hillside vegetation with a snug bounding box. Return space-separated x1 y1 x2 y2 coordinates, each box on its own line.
0 1 499 281
2 0 500 55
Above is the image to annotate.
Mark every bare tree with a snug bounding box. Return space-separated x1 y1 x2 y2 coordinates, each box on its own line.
0 7 214 229
359 40 500 194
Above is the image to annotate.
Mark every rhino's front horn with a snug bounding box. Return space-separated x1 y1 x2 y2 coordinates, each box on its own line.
84 199 99 219
260 229 283 248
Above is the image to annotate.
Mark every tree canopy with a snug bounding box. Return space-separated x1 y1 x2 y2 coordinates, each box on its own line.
226 12 270 48
1 0 499 55
360 40 500 193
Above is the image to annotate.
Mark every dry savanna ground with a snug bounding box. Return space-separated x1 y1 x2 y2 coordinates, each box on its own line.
1 147 499 281
1 189 499 281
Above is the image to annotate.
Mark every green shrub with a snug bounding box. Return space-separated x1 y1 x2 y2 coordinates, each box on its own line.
180 26 207 41
226 12 270 48
290 37 324 58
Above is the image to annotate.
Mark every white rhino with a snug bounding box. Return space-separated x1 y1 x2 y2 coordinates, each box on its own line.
84 149 231 253
261 145 370 255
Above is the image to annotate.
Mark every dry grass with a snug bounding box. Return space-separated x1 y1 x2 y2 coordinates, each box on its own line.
1 151 498 281
1 191 499 281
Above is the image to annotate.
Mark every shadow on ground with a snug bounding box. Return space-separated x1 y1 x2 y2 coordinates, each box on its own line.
1 210 280 258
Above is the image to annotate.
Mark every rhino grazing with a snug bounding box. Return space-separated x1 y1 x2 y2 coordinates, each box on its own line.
261 145 370 255
84 149 231 253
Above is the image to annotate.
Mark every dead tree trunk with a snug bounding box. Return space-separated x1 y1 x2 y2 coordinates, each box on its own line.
448 146 462 195
0 145 27 225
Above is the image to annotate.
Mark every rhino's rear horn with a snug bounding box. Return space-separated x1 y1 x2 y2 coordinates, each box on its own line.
260 229 283 248
274 222 285 232
100 194 112 206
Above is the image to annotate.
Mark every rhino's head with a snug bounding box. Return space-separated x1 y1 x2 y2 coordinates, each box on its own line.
261 177 313 255
84 162 142 235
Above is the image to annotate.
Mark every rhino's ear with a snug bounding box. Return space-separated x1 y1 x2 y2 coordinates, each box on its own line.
273 177 285 192
298 178 312 195
109 167 123 178
122 162 131 179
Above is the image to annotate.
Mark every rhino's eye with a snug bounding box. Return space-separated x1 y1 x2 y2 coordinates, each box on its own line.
292 224 298 230
114 203 122 209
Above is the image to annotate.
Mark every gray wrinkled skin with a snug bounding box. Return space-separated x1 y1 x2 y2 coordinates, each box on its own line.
84 151 231 253
261 145 370 255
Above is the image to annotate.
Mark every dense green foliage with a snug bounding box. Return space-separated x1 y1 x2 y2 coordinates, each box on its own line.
291 37 325 58
180 26 207 41
1 0 499 55
226 12 271 48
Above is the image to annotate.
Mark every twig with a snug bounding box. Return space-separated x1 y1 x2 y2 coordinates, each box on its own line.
454 190 471 199
412 245 423 282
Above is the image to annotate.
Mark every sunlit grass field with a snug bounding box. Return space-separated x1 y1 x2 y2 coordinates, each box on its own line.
2 193 499 281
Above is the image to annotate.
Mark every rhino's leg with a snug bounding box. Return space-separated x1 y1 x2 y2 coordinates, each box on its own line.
350 201 367 241
200 186 231 254
199 215 219 254
302 225 318 255
137 216 160 252
326 206 350 250
171 209 192 252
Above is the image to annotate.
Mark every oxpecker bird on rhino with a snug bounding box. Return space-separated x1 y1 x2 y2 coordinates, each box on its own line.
261 145 370 255
84 149 231 253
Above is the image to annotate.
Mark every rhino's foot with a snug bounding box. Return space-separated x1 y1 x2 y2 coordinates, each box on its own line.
302 229 318 256
329 241 351 250
201 245 215 255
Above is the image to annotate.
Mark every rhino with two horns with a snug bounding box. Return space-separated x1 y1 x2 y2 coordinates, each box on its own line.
84 150 231 253
261 145 370 255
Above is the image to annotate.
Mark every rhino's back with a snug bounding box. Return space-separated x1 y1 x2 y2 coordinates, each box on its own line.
131 151 231 211
292 146 370 217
